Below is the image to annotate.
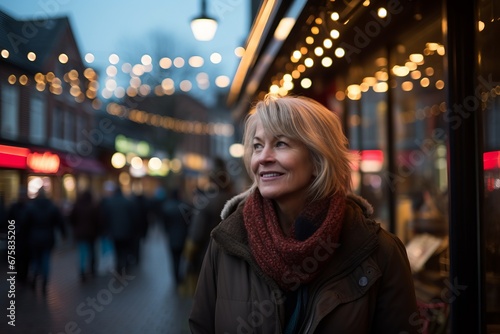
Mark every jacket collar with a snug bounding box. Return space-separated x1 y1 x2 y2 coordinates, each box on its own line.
220 187 253 220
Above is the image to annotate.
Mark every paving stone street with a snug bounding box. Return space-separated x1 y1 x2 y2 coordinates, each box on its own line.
0 223 193 334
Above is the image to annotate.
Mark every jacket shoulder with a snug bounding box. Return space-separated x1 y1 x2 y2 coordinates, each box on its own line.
346 193 374 217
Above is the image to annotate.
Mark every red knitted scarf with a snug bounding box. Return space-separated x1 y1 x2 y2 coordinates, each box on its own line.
243 190 346 291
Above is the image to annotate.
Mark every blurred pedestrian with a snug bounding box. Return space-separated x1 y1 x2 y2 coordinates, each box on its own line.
131 191 152 265
25 188 66 294
96 181 116 273
150 185 167 224
6 188 31 284
160 189 189 285
99 183 139 272
68 189 100 282
181 157 235 295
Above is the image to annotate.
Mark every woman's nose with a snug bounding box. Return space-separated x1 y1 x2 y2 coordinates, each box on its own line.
258 145 275 164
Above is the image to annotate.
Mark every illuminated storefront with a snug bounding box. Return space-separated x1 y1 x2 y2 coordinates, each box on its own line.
110 134 187 196
0 144 104 205
228 0 500 332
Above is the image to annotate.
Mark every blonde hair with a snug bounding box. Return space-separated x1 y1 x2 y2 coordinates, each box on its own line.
242 94 356 201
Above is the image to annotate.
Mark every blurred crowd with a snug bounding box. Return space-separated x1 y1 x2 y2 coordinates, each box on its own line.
0 158 237 297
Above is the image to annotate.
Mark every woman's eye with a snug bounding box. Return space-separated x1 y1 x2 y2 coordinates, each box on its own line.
276 141 287 147
253 143 263 150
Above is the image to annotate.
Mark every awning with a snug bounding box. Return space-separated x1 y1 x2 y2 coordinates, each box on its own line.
59 154 106 174
0 143 106 174
227 0 308 117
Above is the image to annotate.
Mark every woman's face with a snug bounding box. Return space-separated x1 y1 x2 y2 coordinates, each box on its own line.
250 117 315 207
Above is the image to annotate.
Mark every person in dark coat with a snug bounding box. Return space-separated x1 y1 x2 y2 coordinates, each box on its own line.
69 189 100 281
6 188 31 284
131 191 151 265
99 184 139 272
25 188 66 294
160 189 189 284
181 159 235 295
189 95 419 333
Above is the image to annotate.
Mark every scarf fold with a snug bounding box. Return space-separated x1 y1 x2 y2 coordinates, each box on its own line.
243 190 346 291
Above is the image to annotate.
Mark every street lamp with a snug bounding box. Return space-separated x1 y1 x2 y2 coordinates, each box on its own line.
191 0 218 41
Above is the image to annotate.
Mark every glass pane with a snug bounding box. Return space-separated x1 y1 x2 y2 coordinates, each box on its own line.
477 0 500 329
29 93 46 143
1 84 19 139
391 15 450 332
343 50 390 230
392 18 448 241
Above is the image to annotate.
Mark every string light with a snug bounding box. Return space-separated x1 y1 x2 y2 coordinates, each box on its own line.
106 102 234 137
2 45 244 108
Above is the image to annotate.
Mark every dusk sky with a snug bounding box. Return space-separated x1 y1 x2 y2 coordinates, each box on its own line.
0 0 251 106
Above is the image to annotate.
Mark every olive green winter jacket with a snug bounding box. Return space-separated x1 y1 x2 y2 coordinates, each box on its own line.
189 191 420 334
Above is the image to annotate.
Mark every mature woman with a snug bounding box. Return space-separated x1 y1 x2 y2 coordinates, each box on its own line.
189 95 420 333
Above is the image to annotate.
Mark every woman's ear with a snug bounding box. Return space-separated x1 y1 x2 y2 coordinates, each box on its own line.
312 165 318 177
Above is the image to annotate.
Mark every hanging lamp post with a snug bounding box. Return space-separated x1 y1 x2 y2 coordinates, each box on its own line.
191 0 218 41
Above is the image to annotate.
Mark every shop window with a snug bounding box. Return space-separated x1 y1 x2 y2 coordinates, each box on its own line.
50 107 66 151
76 114 86 143
343 50 391 231
1 84 19 139
0 171 20 206
52 107 63 140
390 17 448 242
29 93 47 144
334 11 450 331
390 15 450 333
27 176 52 199
63 174 76 202
64 109 75 142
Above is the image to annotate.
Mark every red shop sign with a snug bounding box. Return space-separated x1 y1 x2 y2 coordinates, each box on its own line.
0 145 29 169
27 152 60 173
